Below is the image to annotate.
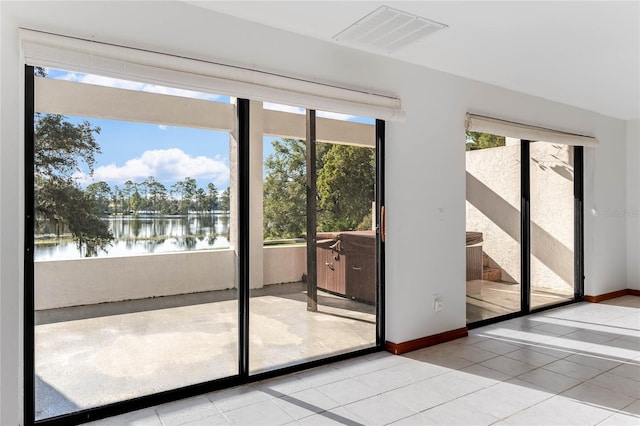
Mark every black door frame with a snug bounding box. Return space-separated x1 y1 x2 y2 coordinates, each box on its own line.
468 139 585 329
23 67 386 425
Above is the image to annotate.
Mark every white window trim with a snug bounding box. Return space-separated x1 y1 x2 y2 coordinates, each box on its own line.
21 28 405 121
465 113 599 147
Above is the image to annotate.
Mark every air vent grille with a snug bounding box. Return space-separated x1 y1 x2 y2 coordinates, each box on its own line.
333 6 447 54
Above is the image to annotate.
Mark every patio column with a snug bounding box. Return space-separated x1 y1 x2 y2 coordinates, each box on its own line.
229 99 238 284
229 99 264 290
249 100 264 289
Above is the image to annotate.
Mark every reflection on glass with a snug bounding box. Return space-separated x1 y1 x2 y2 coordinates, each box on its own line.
530 142 575 308
466 134 522 323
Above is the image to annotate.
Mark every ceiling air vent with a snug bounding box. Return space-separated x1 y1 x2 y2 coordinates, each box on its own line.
333 5 447 54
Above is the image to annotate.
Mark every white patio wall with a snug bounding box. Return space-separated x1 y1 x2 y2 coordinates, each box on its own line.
34 246 307 310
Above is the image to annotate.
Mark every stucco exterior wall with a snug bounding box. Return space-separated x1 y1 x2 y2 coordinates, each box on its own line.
466 144 522 284
466 142 575 292
530 143 575 293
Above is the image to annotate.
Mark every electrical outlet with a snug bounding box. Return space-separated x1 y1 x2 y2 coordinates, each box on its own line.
434 299 443 312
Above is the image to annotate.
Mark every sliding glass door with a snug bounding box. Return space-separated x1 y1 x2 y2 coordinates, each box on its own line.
465 136 522 323
250 104 378 374
26 68 385 424
530 142 576 309
29 67 239 420
465 133 583 326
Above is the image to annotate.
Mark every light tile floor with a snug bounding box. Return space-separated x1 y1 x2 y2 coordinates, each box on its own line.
89 296 640 425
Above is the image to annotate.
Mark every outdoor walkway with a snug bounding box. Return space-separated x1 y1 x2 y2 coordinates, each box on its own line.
88 296 639 425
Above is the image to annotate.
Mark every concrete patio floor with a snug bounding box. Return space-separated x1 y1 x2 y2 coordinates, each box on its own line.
467 280 573 323
34 282 376 420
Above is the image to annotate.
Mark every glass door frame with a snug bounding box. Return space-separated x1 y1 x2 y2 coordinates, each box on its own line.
468 139 584 329
24 68 386 425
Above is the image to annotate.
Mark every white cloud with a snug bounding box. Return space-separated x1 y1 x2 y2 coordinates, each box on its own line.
78 148 230 187
158 125 168 130
57 72 224 102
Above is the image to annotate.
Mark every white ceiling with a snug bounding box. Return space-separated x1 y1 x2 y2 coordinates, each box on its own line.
184 1 640 121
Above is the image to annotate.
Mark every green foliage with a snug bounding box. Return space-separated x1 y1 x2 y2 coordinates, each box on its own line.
143 176 168 213
317 144 375 231
262 138 375 239
465 131 506 151
36 175 113 257
34 113 113 256
207 182 219 212
35 114 102 177
171 176 197 214
263 139 308 239
85 181 112 214
219 187 230 212
80 175 225 217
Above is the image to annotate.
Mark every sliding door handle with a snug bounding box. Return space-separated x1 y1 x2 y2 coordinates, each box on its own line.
381 206 386 243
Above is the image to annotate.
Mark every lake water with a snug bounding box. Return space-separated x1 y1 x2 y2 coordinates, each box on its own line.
35 214 231 261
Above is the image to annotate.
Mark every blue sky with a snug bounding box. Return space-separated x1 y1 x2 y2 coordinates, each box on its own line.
44 69 373 192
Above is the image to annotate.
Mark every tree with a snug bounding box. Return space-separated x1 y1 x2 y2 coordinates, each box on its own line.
195 188 207 213
172 177 197 214
219 187 230 213
112 185 123 215
34 113 113 256
35 114 101 177
130 189 143 215
317 144 375 231
123 180 136 213
85 181 112 215
466 131 505 151
207 182 219 212
263 139 308 239
143 176 167 214
262 138 374 239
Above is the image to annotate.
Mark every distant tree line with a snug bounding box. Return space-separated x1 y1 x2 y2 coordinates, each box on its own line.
86 177 230 217
34 111 229 257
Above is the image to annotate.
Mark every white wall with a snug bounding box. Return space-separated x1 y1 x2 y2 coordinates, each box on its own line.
0 2 630 424
1 6 23 425
627 120 640 290
584 120 628 296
